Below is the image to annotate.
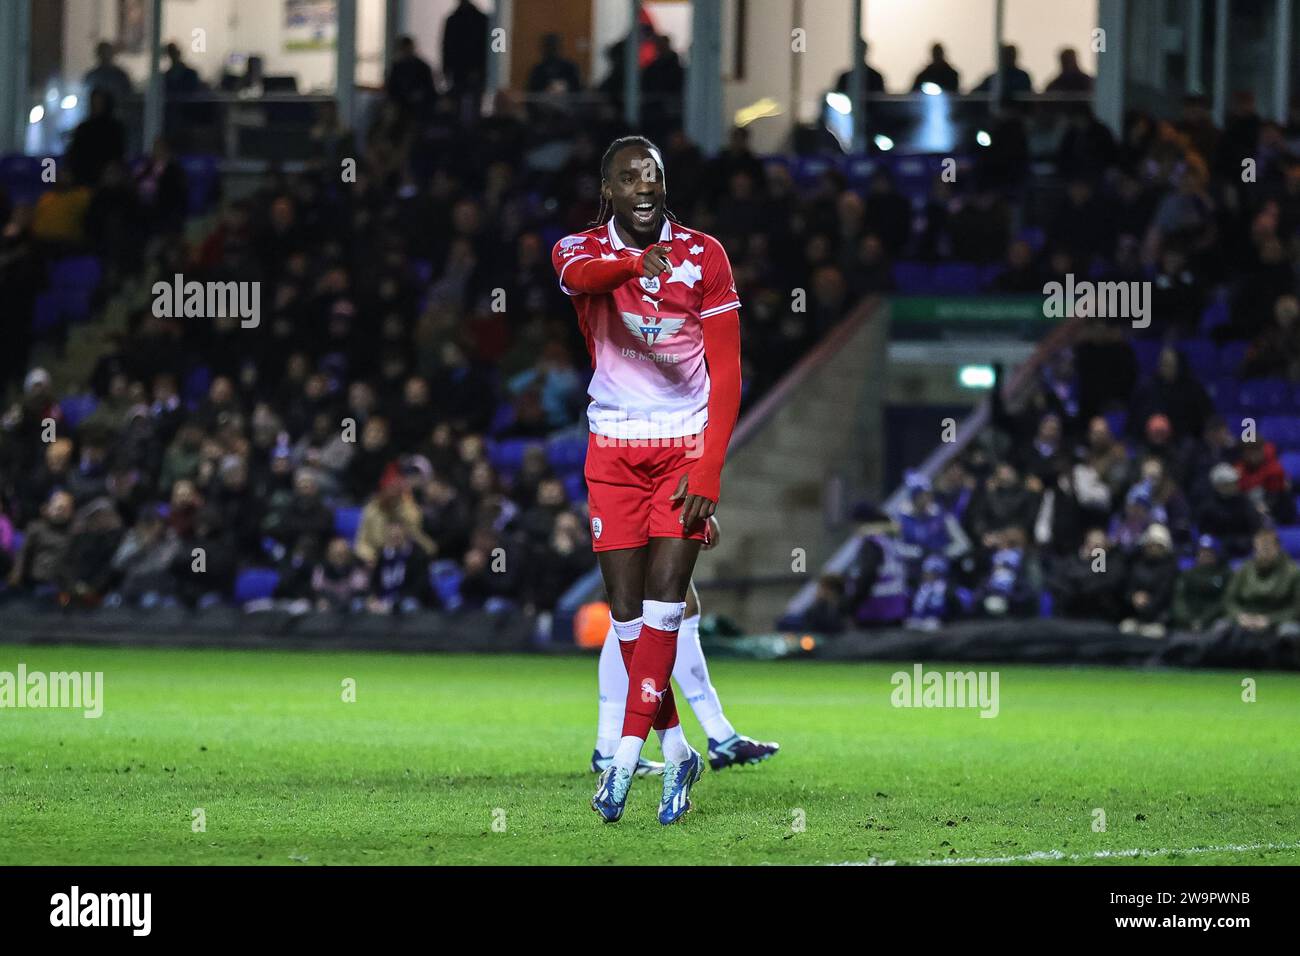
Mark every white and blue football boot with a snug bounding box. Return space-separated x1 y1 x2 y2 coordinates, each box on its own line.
657 748 704 825
592 763 634 823
590 749 664 777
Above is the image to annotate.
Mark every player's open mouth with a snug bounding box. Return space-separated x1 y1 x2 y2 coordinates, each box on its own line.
632 202 657 225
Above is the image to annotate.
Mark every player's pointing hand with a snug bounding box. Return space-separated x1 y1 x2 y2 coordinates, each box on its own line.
638 244 673 279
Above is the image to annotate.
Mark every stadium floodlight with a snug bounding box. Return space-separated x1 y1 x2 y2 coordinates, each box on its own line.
958 364 995 388
976 130 992 147
920 82 942 96
825 92 851 116
61 94 78 110
28 105 44 124
873 134 894 151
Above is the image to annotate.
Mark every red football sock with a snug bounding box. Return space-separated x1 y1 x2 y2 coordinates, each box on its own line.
618 638 636 674
622 622 680 738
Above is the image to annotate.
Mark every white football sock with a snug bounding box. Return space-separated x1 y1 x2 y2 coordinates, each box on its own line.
596 620 634 755
672 613 736 742
613 734 644 772
656 724 691 763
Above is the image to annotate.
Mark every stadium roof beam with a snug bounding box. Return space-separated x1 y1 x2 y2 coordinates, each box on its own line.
850 0 866 153
143 0 163 153
1212 0 1228 125
1094 0 1126 135
624 0 641 128
1274 0 1293 122
383 0 408 77
685 0 724 154
1186 0 1203 94
0 0 26 153
991 0 1005 116
337 0 358 131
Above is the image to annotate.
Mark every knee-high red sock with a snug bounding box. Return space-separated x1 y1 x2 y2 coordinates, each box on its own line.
622 620 680 738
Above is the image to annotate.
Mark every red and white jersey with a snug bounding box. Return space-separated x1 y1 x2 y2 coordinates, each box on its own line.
552 218 740 441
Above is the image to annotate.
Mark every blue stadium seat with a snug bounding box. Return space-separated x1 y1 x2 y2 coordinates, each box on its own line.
563 471 586 503
546 435 587 471
32 293 60 333
9 530 24 554
179 155 219 216
793 156 836 185
1103 409 1127 439
891 261 931 294
1179 340 1219 378
1038 590 1053 618
234 568 280 603
1257 416 1300 448
891 156 934 197
183 366 212 407
930 262 981 295
1238 379 1291 410
410 258 433 286
1278 527 1300 561
1017 226 1046 252
333 506 362 542
60 394 99 430
488 438 537 472
844 157 877 187
1200 293 1229 334
0 154 46 205
1281 452 1300 482
430 560 464 611
487 402 515 436
1131 340 1163 375
50 256 102 291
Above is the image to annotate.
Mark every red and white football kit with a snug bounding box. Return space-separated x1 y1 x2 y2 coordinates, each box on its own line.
552 217 742 552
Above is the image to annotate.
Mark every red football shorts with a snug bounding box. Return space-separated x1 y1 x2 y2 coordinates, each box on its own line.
584 430 711 552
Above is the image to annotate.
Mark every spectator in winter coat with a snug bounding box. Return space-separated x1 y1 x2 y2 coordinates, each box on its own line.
110 505 181 605
312 537 369 612
356 463 435 565
905 554 964 630
1171 535 1230 630
1236 439 1296 526
1119 523 1178 637
366 524 431 614
7 490 75 594
1195 462 1263 558
1220 528 1300 636
977 542 1038 618
1048 527 1127 622
894 475 971 567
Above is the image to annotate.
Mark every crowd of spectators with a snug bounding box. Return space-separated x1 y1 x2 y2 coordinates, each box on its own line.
800 91 1300 643
0 21 874 618
4 12 1300 643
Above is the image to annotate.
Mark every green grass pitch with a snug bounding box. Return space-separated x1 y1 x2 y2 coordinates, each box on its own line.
2 644 1298 866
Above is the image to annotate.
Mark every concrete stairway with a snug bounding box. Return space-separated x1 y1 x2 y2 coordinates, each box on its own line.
698 298 889 632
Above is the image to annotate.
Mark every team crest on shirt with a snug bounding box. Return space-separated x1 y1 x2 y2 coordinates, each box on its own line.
591 517 602 539
639 275 661 294
621 311 685 347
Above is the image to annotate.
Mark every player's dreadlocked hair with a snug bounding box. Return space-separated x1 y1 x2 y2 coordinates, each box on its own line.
591 134 681 226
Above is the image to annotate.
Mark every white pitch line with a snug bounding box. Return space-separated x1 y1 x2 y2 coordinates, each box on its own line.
834 840 1300 866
